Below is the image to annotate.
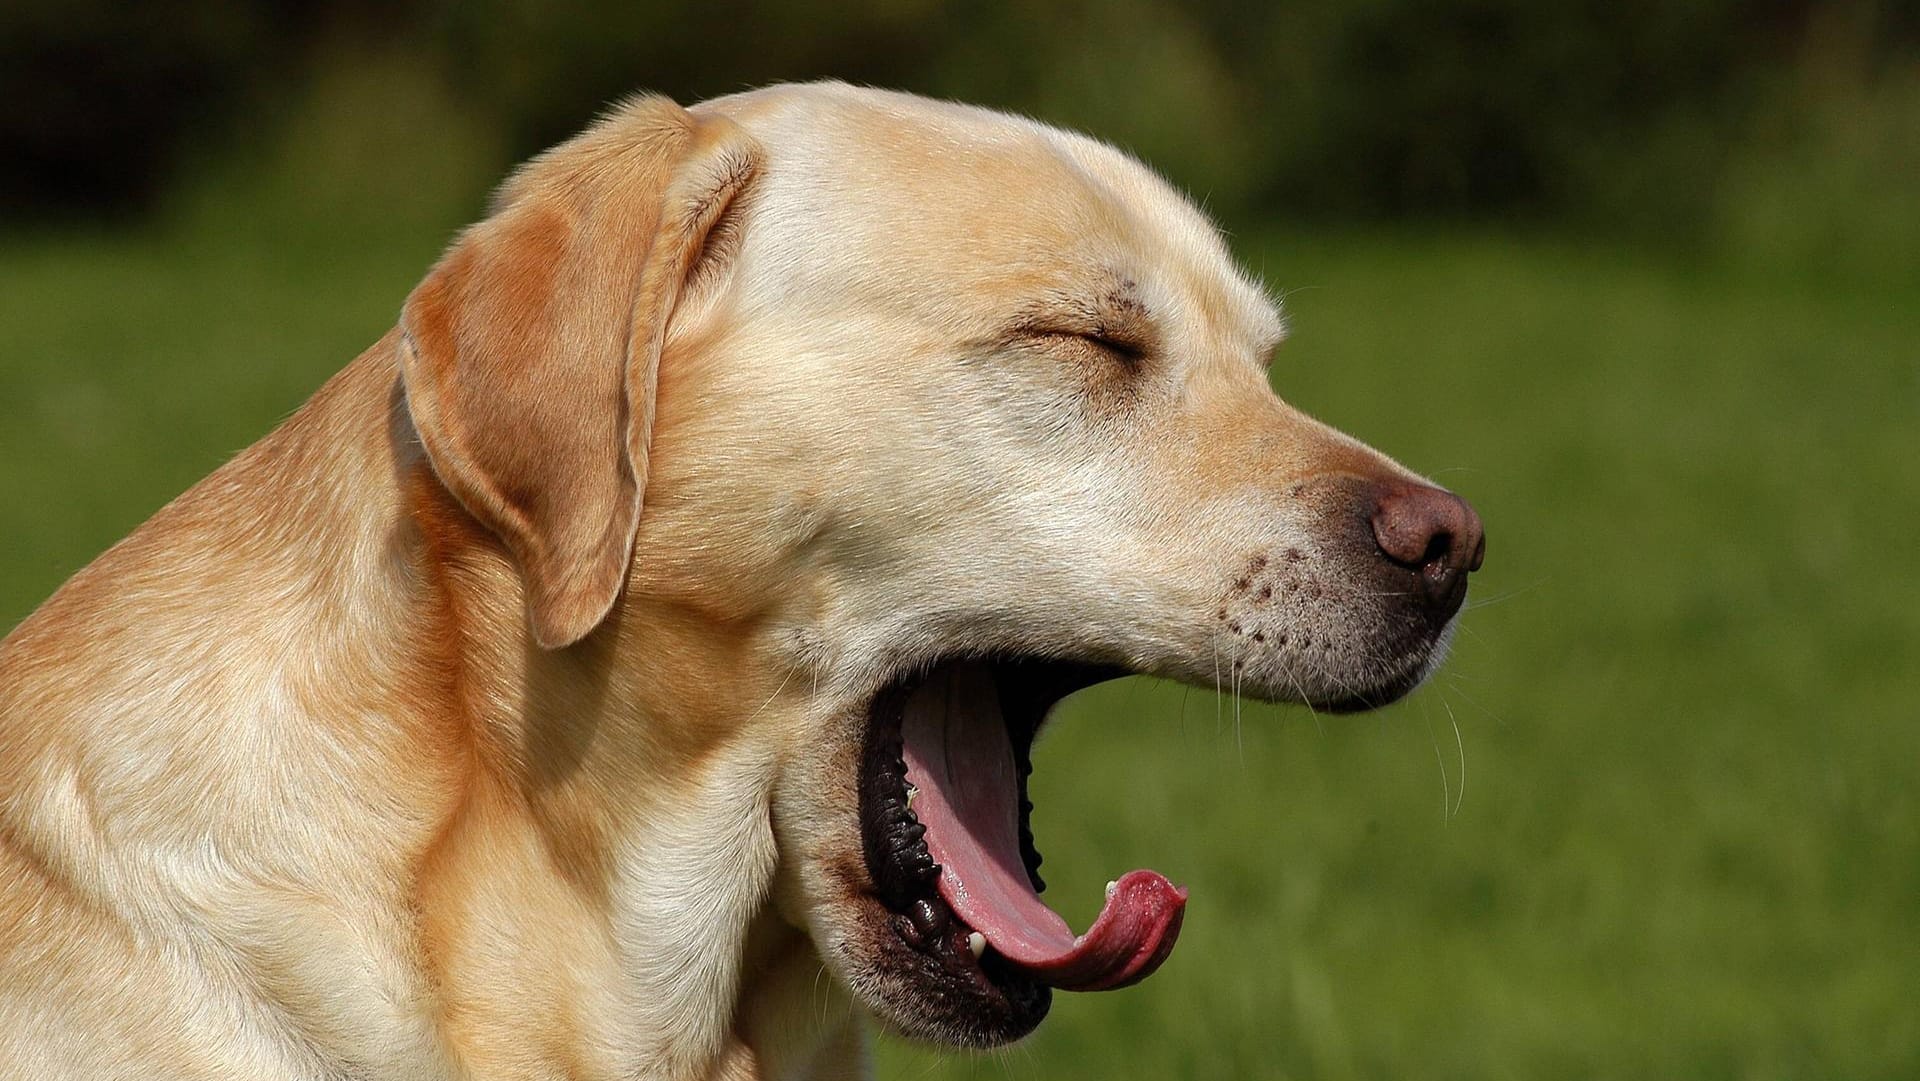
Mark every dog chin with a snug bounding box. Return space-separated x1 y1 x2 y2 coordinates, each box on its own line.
830 896 1054 1048
1290 624 1457 714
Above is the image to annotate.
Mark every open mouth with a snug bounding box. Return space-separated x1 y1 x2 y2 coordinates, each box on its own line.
858 656 1188 1040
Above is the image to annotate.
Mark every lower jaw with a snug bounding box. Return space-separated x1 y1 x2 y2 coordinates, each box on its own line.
1317 632 1449 712
852 917 1053 1047
852 656 1115 1043
1317 669 1425 713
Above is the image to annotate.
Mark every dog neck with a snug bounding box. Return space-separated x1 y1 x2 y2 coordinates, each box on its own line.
387 344 860 1077
0 334 858 1080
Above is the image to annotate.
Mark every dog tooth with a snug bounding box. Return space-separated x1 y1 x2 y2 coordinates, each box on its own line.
967 932 986 959
1105 879 1117 899
904 783 918 810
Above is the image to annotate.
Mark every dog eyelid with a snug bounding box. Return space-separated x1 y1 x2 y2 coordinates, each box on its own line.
1067 329 1146 362
1012 325 1148 365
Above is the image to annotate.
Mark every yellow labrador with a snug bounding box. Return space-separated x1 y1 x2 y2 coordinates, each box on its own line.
0 83 1483 1079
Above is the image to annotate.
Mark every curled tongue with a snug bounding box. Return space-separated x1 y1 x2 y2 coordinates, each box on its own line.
900 663 1186 992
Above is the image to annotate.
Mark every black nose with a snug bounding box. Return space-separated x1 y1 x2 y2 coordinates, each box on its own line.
1369 482 1485 618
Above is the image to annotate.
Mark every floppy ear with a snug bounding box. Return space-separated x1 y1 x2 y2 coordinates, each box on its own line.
400 97 760 649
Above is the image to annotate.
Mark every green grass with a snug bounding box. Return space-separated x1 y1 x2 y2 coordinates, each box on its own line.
3 204 1914 1079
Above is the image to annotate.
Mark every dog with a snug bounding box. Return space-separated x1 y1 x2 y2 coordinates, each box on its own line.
0 82 1483 1079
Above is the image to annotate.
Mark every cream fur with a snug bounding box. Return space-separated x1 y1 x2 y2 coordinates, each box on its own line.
0 83 1457 1079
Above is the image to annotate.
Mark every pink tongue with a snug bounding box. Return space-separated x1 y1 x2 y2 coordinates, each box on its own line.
900 664 1186 992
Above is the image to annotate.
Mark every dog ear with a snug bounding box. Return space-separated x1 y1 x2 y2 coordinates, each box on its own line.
400 97 760 649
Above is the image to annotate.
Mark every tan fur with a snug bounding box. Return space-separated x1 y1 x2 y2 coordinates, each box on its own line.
0 83 1452 1079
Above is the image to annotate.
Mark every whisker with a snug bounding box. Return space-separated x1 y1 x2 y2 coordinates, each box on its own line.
1321 661 1376 714
1422 698 1452 820
1443 695 1467 818
1462 577 1549 612
1436 678 1512 730
1230 645 1245 764
1286 661 1325 737
1304 582 1423 600
992 1043 1019 1081
811 961 828 1029
1212 637 1223 735
1453 619 1495 651
745 666 799 726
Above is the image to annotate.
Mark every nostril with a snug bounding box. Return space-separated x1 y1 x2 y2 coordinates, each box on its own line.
1371 487 1444 570
1417 530 1454 574
1369 483 1483 579
1364 481 1485 620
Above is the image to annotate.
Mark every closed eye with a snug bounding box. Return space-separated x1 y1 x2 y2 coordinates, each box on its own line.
1022 328 1146 365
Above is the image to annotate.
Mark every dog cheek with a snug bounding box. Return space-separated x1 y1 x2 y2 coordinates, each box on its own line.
766 711 868 911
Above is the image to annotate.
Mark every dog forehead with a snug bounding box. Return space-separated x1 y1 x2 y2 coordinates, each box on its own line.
696 82 1281 352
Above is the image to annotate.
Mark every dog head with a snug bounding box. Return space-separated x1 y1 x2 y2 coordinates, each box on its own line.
399 83 1482 1049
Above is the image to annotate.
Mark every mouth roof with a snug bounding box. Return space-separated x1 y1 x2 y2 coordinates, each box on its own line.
891 659 1186 992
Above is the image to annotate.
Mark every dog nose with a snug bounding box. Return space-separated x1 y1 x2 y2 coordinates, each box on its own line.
1369 482 1485 617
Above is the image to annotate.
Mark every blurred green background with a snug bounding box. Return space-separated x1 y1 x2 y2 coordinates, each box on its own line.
2 2 1915 1079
